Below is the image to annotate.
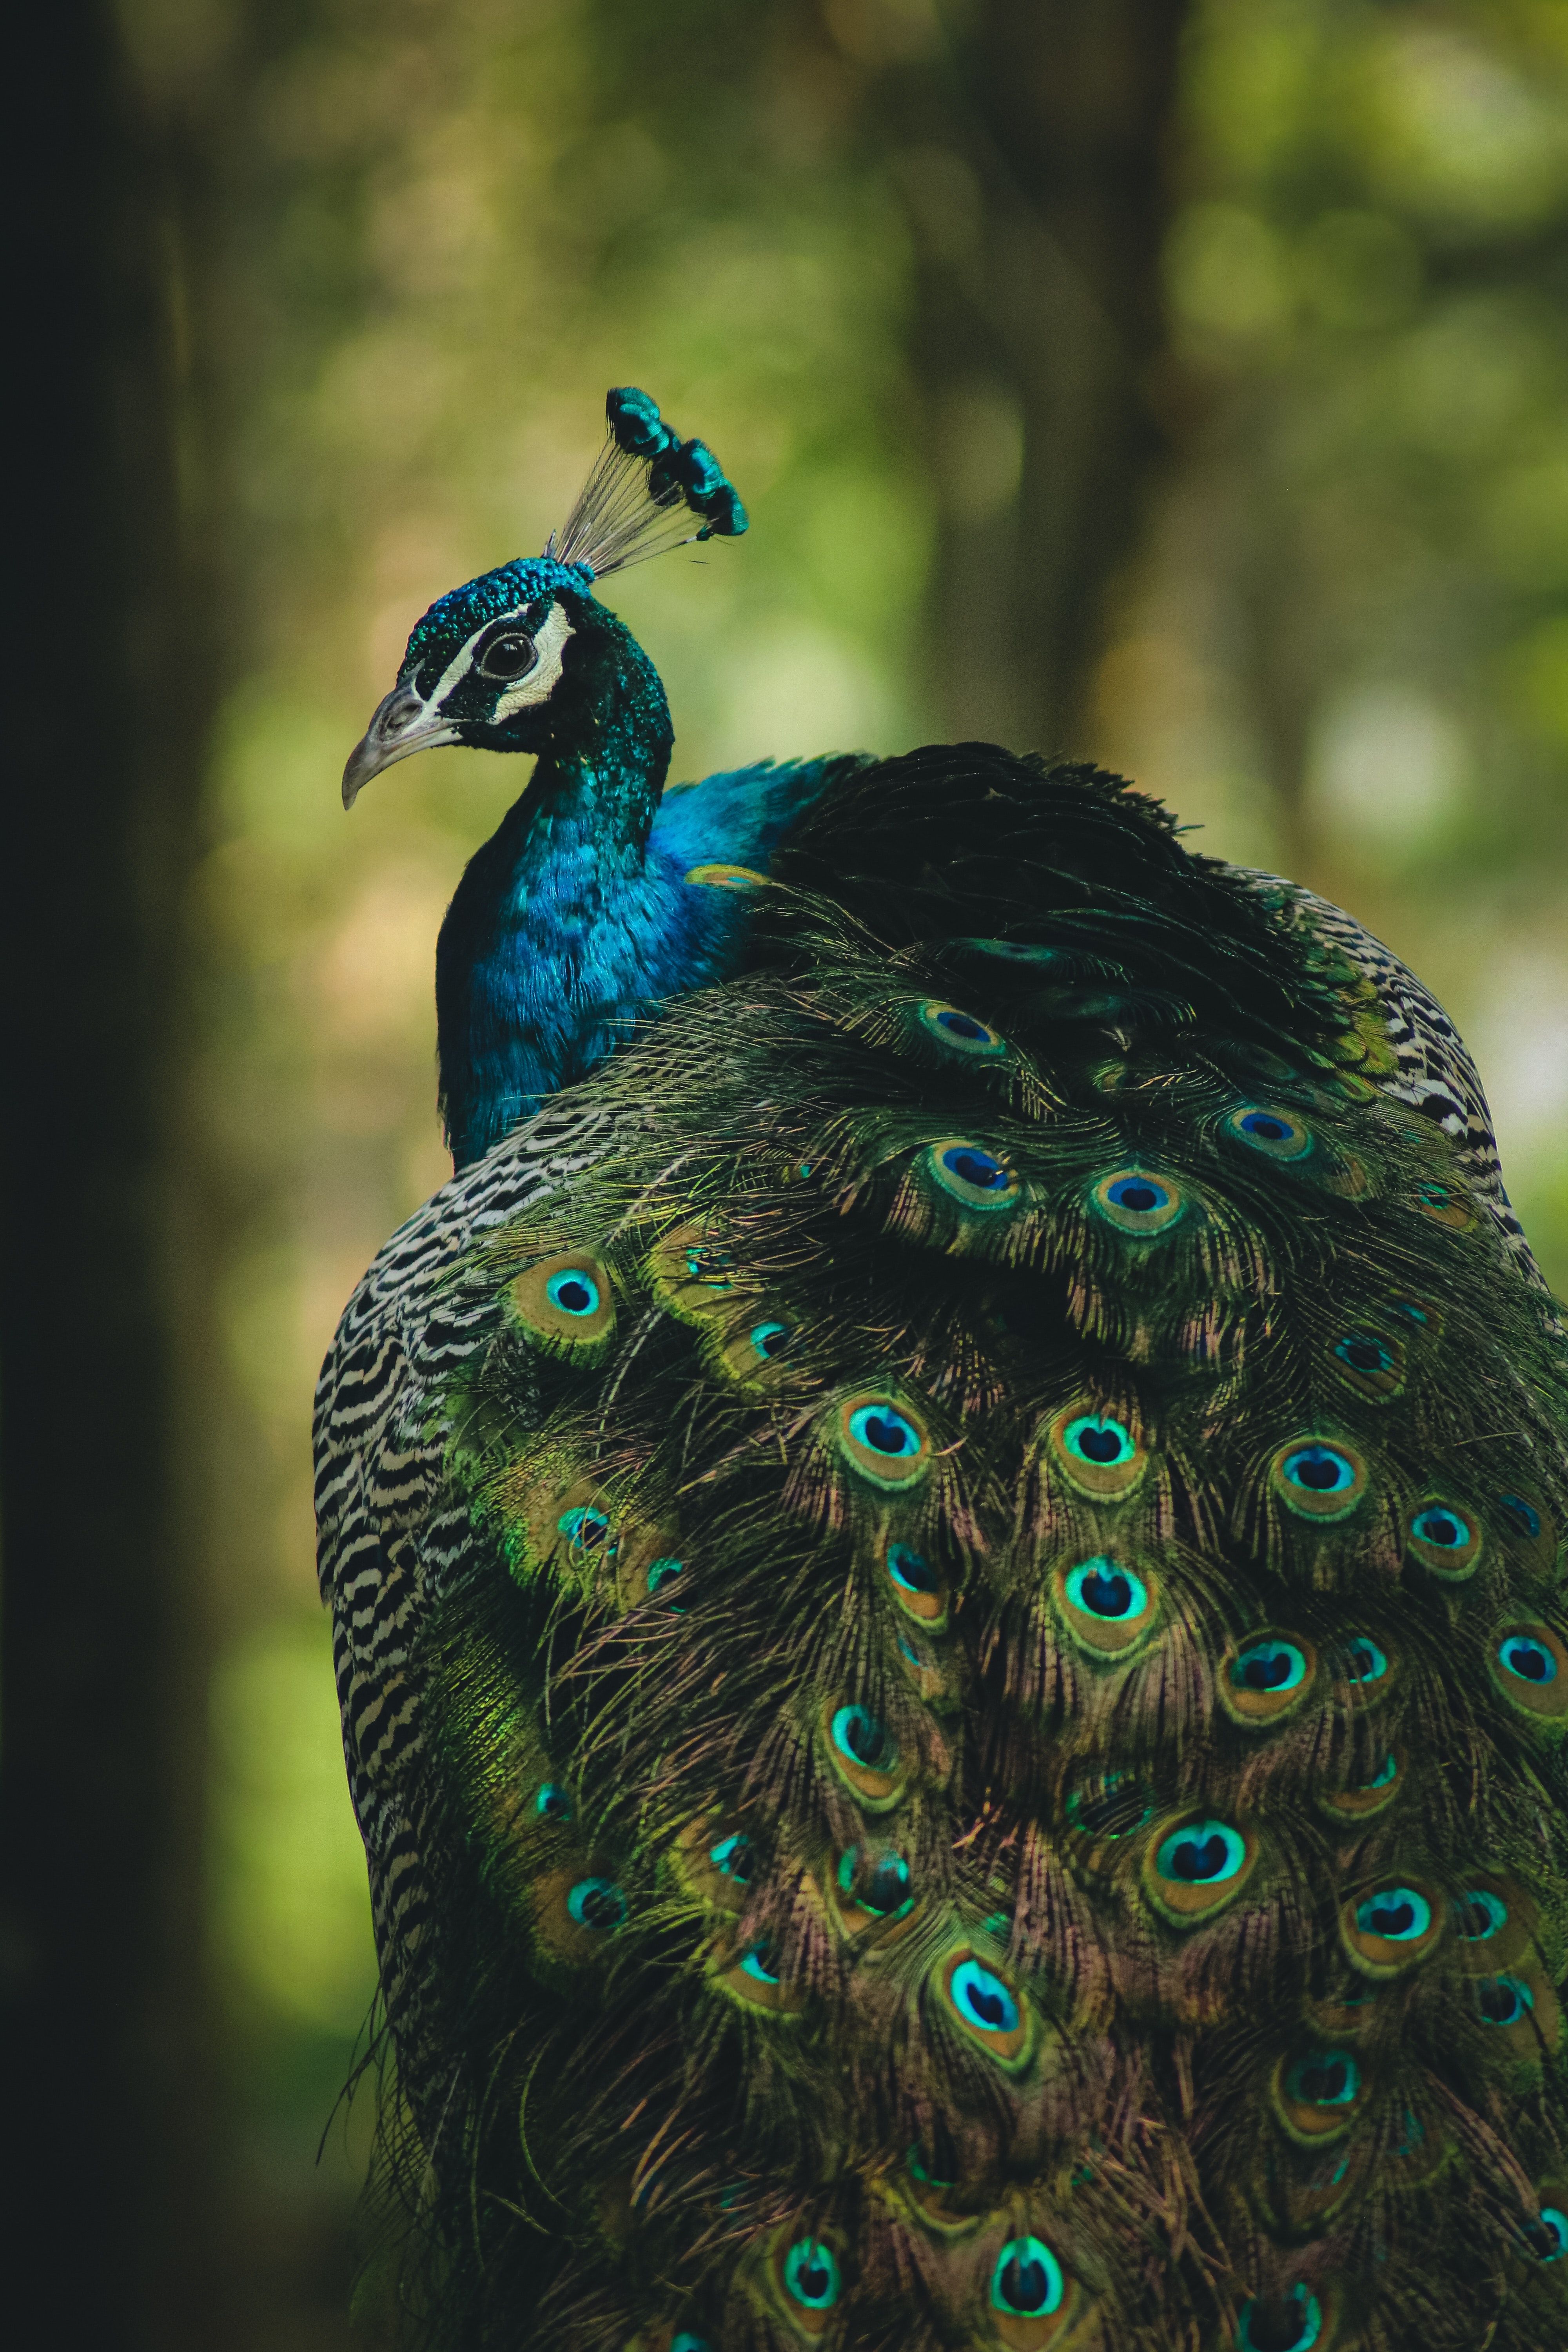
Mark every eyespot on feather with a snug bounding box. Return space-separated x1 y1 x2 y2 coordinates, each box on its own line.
672 1815 754 1909
1490 1623 1568 1722
1224 1103 1316 1162
1054 1555 1160 1658
1143 1811 1257 1927
529 1861 629 1961
646 1219 751 1321
832 1845 914 1931
913 1000 1009 1059
532 1780 573 1825
836 1392 930 1489
1334 1633 1395 1700
924 1137 1023 1212
1452 1875 1537 1974
935 1949 1034 2069
768 2233 843 2335
1495 1485 1558 1579
1221 1630 1318 1726
1047 1401 1147 1501
822 1697 904 1811
1329 1328 1406 1403
505 1250 616 1359
986 2233 1081 2351
1405 1499 1484 1581
1234 2287 1325 2352
1270 1437 1368 1522
715 1938 805 2014
715 1312 799 1389
1413 1179 1477 1230
1516 2185 1568 2266
885 1540 947 1626
1089 1167 1188 1236
1319 1747 1403 1821
521 1475 622 1583
1473 1964 1561 2059
1272 2045 1364 2144
1340 1878 1443 1977
901 2144 978 2237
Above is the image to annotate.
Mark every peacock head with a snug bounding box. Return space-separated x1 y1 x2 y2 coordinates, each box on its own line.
341 387 747 808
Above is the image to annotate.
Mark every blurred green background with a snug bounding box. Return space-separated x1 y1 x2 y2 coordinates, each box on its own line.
11 0 1568 2344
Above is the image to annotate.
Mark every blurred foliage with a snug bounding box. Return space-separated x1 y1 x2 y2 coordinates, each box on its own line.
118 0 1568 2341
1093 0 1568 1277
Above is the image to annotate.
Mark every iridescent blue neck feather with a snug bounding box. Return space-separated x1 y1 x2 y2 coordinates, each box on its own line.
433 593 849 1168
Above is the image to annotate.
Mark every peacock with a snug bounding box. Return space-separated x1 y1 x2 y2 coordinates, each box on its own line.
316 388 1568 2352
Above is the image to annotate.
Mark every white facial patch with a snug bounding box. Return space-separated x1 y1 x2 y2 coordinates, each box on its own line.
494 600 573 718
425 597 575 721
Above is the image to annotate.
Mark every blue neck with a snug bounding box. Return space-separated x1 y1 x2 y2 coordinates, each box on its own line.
436 626 693 1167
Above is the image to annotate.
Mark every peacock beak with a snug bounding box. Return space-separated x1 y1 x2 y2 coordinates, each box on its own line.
341 683 461 808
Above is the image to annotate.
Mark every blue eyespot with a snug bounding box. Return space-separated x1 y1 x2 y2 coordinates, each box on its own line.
1065 1557 1147 1621
1501 1493 1543 1540
831 1704 895 1772
1155 1820 1247 1886
1063 1414 1137 1467
837 1847 912 1916
1341 1636 1388 1685
990 2237 1065 2319
782 2240 840 2310
887 1543 938 1595
1236 2288 1321 2351
749 1320 791 1359
1233 1638 1307 1695
1110 1176 1168 1214
917 1001 1007 1056
1092 1168 1185 1232
1455 1889 1508 1940
950 1958 1020 2035
1478 1974 1535 2027
546 1268 601 1316
1361 1752 1399 1791
1355 1887 1432 1943
1287 2050 1361 2108
566 1877 627 1932
534 1781 572 1822
1227 1105 1314 1161
1335 1332 1393 1377
709 1832 752 1884
1533 2207 1568 2261
740 1942 780 1984
847 1403 923 1460
682 1242 733 1289
646 1555 685 1602
1282 1445 1356 1495
939 1143 1011 1191
1500 1634 1558 1685
1412 1505 1471 1550
558 1504 613 1553
671 2335 712 2352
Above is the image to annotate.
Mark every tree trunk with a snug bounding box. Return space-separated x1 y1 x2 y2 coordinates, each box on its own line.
0 5 220 2342
878 0 1191 753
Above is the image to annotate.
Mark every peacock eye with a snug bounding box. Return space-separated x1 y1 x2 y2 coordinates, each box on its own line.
476 630 539 681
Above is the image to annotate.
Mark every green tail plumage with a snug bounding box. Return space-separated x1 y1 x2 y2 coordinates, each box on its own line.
320 751 1568 2352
